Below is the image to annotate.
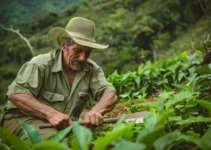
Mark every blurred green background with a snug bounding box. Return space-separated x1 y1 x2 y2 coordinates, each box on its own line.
0 0 211 105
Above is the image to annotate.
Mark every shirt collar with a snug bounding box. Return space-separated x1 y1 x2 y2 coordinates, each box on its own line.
51 49 63 72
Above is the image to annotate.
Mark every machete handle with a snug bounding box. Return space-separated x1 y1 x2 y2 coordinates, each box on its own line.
39 117 120 129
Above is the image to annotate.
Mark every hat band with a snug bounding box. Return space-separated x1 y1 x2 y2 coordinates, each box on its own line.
68 31 95 42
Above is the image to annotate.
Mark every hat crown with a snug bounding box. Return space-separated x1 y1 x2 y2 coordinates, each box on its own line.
65 17 95 41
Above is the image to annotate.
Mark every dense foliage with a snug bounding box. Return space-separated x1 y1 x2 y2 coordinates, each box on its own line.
1 39 211 150
0 0 80 26
0 0 211 149
0 0 211 104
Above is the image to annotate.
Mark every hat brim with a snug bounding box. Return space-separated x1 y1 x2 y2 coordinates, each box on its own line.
48 27 109 49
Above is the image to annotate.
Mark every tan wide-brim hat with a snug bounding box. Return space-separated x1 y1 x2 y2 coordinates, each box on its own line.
48 17 109 49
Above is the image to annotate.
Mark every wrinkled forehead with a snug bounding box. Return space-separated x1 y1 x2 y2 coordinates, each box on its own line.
73 43 92 51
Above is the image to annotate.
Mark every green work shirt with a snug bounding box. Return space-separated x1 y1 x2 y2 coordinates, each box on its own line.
7 49 115 120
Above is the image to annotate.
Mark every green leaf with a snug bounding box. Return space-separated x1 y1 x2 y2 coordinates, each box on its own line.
136 124 165 149
113 115 125 130
163 84 172 92
70 136 81 150
0 140 11 150
19 121 44 144
134 102 163 111
122 123 134 141
157 91 173 104
154 130 181 150
134 76 141 88
93 124 128 150
156 110 173 125
121 73 131 82
176 134 202 149
0 127 30 150
112 138 145 150
32 141 69 150
173 84 193 92
72 122 92 150
176 116 211 125
196 100 211 111
48 126 73 142
154 130 202 150
201 127 211 150
195 65 211 74
165 91 195 109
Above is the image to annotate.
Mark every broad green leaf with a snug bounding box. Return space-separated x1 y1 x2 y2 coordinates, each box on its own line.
93 124 127 150
157 91 173 104
136 124 165 149
122 123 134 141
113 115 125 130
154 130 181 150
142 112 158 127
0 141 11 150
112 138 145 150
176 116 211 125
163 84 172 92
201 127 211 150
0 127 30 150
196 100 211 111
72 122 92 150
32 141 69 150
156 110 173 125
134 102 163 111
134 76 141 88
155 128 202 149
19 121 44 144
168 116 182 122
119 93 130 99
70 136 81 150
48 126 73 142
121 73 131 82
178 72 185 82
175 134 202 149
195 65 211 74
165 91 195 109
61 138 68 145
173 84 193 92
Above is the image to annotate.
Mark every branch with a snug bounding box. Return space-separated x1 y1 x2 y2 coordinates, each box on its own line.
0 25 34 55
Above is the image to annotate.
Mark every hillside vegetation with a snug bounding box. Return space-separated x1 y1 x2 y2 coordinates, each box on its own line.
0 0 210 102
1 0 211 149
1 38 211 150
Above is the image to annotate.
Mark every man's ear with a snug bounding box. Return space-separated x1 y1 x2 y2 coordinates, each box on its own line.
61 39 66 52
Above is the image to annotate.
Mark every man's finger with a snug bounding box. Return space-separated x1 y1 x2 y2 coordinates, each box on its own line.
68 119 73 126
90 115 96 125
84 114 90 124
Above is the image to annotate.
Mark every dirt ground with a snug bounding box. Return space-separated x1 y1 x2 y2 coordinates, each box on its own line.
80 98 155 119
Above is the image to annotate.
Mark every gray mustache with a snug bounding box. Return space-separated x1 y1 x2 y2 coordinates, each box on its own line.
72 59 84 64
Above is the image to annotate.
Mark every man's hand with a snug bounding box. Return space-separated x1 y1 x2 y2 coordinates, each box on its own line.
83 90 117 126
84 110 103 126
47 110 73 130
8 93 73 130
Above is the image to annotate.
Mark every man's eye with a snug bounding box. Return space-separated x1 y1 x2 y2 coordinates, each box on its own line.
74 49 81 53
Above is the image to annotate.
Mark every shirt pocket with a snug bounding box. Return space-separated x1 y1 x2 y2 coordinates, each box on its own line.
41 90 65 112
72 91 90 119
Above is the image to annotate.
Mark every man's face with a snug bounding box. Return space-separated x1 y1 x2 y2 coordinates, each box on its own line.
64 42 92 71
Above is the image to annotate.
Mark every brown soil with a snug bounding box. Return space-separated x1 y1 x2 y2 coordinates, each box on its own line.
80 98 156 119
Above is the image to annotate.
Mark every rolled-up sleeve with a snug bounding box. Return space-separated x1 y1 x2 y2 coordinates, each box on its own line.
90 67 116 101
7 62 43 97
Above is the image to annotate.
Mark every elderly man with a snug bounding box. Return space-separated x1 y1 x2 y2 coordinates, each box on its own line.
1 17 117 139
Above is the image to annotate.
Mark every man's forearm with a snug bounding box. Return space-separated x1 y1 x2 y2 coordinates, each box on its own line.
8 93 57 119
91 89 118 115
8 93 73 129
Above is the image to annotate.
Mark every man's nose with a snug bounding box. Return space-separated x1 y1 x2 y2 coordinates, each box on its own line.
78 52 87 62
